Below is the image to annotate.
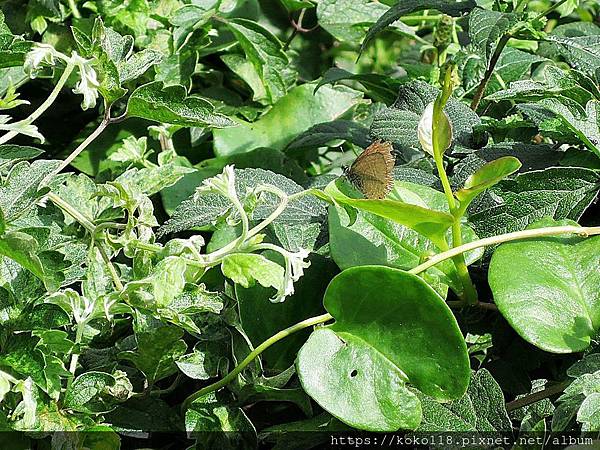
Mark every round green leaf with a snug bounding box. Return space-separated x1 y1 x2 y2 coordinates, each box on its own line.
298 327 421 431
489 219 600 353
297 266 470 431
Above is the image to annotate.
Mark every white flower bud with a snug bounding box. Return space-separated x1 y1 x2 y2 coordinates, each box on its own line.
417 102 436 156
417 101 453 157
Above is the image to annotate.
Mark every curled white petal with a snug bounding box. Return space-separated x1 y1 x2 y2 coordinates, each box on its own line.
289 248 310 282
24 43 60 77
71 53 99 110
0 119 45 143
271 248 311 303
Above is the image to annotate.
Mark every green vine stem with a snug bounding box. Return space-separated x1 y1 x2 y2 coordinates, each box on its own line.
47 107 111 180
181 312 334 412
433 68 478 305
505 380 571 412
409 225 600 275
47 192 124 291
470 0 570 111
66 322 85 391
180 224 600 411
0 61 76 145
67 0 81 18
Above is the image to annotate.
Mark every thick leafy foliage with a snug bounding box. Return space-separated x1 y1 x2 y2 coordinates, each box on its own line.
0 0 599 446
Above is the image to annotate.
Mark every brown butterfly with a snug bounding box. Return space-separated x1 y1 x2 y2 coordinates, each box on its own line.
344 140 395 199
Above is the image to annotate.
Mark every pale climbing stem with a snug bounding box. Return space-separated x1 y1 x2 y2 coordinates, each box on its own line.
181 313 334 412
409 225 600 275
433 67 478 305
0 61 76 145
46 192 123 292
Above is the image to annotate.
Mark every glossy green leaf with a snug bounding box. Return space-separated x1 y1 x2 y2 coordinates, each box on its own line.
314 67 401 104
328 179 483 296
186 392 257 449
123 256 187 309
361 0 476 52
119 314 187 383
578 393 600 431
486 65 599 105
285 120 371 150
470 167 600 239
0 159 59 222
63 372 117 414
519 99 600 159
104 397 182 432
568 354 600 378
226 18 293 104
546 34 600 79
469 8 520 63
456 156 522 210
126 82 237 128
0 145 43 169
297 266 470 431
176 343 228 380
0 11 32 68
213 83 362 156
236 255 334 371
318 0 416 43
0 231 64 291
489 219 600 353
326 179 453 249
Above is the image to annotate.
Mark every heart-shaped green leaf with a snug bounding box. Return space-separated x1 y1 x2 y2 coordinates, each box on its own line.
489 219 600 353
456 156 522 212
296 266 470 431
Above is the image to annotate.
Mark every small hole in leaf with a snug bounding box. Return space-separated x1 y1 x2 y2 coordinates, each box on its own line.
349 369 358 378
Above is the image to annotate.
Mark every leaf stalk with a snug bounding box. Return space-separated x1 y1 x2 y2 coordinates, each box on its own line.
181 312 333 412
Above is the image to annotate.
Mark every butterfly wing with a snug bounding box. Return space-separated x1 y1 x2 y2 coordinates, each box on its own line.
348 141 395 199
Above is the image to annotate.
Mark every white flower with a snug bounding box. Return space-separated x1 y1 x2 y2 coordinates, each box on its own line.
24 43 60 77
196 165 237 199
272 248 311 303
71 53 99 110
289 248 310 282
0 115 45 143
417 101 453 157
